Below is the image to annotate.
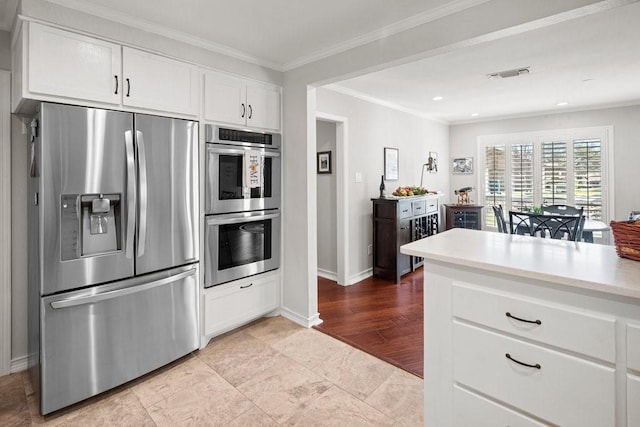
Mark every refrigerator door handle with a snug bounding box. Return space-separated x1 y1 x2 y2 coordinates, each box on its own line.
136 130 148 257
125 130 136 258
50 267 197 309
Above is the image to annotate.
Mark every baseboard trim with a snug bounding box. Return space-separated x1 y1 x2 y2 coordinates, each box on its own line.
281 307 322 328
317 269 337 282
349 268 373 285
10 355 28 373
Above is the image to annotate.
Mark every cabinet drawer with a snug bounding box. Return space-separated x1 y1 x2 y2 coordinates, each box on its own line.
453 386 546 427
453 283 616 362
425 198 438 214
412 200 426 216
203 273 279 337
627 323 640 371
453 322 615 427
628 374 640 427
399 201 412 219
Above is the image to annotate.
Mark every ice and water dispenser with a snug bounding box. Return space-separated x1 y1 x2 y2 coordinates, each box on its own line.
60 193 122 260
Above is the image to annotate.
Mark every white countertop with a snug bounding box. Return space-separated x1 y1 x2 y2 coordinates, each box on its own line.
401 228 640 300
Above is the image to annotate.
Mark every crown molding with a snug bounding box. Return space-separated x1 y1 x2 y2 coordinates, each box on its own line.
43 0 283 71
324 84 449 125
43 0 490 74
282 0 491 71
450 100 640 125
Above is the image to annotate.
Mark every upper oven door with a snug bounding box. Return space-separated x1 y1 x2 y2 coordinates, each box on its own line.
205 145 281 214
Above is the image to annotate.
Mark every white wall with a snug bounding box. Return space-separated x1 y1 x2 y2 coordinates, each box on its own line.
449 105 640 221
316 120 337 277
316 88 449 281
0 30 10 71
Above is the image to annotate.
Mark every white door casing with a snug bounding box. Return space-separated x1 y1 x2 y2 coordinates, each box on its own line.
1 70 11 376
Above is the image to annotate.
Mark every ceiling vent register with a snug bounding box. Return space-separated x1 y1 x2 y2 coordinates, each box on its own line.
487 67 530 79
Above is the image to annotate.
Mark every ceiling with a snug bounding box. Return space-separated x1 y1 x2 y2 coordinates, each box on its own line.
331 1 640 124
2 1 639 123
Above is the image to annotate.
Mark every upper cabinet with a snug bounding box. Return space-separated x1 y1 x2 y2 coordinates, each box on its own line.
204 71 281 131
121 47 198 115
20 22 122 107
13 22 199 116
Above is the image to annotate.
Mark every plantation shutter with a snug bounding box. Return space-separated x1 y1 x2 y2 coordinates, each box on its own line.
511 143 534 212
484 144 506 226
574 139 602 219
541 141 568 205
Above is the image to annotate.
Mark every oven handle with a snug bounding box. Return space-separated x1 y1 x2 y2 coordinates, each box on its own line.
206 211 280 226
206 145 280 157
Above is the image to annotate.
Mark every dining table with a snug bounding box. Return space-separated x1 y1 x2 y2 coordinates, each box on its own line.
582 218 611 243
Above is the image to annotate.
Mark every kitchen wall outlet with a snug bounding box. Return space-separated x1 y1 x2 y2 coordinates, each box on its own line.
367 244 372 255
355 172 362 183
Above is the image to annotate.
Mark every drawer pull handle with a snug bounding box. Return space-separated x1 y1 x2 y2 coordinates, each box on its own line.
506 353 541 369
240 283 253 289
506 312 541 325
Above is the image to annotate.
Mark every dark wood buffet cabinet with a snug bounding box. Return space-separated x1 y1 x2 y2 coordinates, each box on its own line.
372 195 440 283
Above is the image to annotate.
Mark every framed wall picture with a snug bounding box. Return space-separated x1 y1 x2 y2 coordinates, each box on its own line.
317 151 332 174
452 157 473 174
384 147 399 181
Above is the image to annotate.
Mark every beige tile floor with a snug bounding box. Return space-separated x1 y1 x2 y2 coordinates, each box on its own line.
0 316 424 426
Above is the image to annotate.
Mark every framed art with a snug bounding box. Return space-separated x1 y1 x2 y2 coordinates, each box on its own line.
452 157 473 174
384 147 399 180
317 151 332 174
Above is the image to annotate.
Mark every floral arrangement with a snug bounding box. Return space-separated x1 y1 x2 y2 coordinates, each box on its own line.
392 186 429 197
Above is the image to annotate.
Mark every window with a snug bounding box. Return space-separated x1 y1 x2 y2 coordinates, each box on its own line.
479 127 611 229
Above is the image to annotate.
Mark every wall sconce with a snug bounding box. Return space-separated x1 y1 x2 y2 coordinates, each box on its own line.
420 152 437 187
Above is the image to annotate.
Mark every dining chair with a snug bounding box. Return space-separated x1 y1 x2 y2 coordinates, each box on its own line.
541 204 583 216
509 211 585 241
492 205 508 233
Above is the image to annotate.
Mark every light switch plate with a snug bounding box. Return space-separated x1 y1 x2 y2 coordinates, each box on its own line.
355 172 362 183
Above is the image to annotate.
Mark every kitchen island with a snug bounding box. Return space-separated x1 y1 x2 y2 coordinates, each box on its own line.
401 228 640 427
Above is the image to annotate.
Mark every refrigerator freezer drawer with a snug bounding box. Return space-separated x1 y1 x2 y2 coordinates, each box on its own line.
39 265 199 414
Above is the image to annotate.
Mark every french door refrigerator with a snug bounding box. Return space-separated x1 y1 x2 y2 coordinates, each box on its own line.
27 103 199 414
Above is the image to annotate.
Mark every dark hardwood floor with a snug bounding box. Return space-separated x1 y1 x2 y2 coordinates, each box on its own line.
314 269 424 378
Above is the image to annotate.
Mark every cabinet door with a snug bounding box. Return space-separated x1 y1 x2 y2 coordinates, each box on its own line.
629 375 640 427
203 71 247 126
122 47 199 116
246 82 281 130
27 22 121 105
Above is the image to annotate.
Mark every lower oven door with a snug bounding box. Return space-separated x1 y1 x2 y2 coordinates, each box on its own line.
205 210 280 287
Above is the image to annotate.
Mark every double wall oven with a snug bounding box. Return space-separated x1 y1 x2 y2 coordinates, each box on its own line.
204 125 281 287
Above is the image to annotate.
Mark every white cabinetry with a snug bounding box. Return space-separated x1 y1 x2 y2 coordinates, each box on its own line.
424 264 640 427
19 22 121 108
201 271 279 346
122 47 198 115
629 323 640 426
13 21 199 116
204 70 281 131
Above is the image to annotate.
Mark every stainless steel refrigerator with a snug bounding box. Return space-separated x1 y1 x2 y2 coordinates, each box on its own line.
27 103 199 414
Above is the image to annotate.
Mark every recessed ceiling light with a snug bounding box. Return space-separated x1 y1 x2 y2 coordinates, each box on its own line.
471 113 480 117
432 96 443 101
557 101 569 107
